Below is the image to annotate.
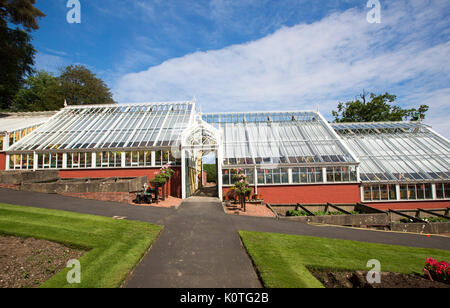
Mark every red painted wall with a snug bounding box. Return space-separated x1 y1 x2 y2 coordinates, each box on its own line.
59 167 182 198
365 201 450 211
223 184 361 204
0 153 5 171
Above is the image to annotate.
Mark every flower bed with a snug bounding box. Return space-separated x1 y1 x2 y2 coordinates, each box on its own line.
424 258 450 284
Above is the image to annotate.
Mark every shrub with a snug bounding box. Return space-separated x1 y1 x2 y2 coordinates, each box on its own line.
286 210 310 217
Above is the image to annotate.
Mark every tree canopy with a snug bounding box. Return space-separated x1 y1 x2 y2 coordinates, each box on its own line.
0 0 45 31
59 65 116 106
12 66 116 111
332 92 429 123
0 0 45 110
11 70 64 112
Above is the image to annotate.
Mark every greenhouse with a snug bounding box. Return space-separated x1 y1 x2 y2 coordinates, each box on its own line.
1 101 449 207
332 122 450 203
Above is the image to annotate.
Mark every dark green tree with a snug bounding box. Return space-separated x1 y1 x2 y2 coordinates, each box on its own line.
0 0 45 110
11 70 64 111
59 65 116 106
332 92 429 123
0 27 36 110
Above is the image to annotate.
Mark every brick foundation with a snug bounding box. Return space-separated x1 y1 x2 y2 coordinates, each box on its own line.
223 183 361 204
59 167 182 198
0 183 21 190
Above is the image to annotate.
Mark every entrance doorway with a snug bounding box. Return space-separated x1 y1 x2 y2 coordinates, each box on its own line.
181 118 222 200
192 151 218 197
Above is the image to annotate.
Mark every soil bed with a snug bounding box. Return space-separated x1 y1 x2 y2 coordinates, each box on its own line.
311 270 450 288
0 235 86 288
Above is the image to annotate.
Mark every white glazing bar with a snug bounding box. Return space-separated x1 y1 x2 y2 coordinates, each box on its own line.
121 152 126 168
381 132 435 180
3 133 9 151
121 106 153 148
254 165 258 195
52 107 102 150
152 107 173 147
217 146 223 200
91 153 96 168
100 106 146 149
76 107 120 149
33 152 38 170
84 107 122 149
395 132 449 178
62 153 67 169
243 121 256 164
36 109 90 150
317 112 359 164
151 151 156 166
181 149 186 199
114 107 145 148
13 109 74 151
137 107 161 148
95 106 133 149
63 107 110 150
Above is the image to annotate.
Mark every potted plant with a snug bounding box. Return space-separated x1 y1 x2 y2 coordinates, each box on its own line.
159 163 175 198
150 174 167 202
232 168 252 212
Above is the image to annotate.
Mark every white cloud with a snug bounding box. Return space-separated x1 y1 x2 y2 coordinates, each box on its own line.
34 53 67 74
114 0 450 137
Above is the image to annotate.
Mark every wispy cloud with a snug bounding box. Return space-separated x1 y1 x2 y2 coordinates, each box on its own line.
111 0 448 137
34 52 67 74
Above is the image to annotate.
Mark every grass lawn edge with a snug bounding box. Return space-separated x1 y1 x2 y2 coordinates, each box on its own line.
238 230 450 288
0 203 163 288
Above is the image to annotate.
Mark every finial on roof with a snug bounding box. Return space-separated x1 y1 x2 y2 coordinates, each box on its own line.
64 99 67 108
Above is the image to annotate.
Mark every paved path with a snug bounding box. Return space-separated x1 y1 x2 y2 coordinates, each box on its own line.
0 188 449 288
125 197 261 288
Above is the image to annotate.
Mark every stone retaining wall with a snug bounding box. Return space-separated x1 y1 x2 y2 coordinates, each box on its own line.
390 222 450 234
0 170 147 204
0 170 59 185
279 213 389 227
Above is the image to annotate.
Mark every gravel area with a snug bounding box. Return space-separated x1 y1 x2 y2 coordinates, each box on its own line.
223 202 276 218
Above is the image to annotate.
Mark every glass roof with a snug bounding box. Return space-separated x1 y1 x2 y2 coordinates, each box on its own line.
332 122 450 182
8 102 194 152
203 111 358 166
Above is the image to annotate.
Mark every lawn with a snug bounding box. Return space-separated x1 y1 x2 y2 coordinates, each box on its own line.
239 231 450 288
0 203 162 288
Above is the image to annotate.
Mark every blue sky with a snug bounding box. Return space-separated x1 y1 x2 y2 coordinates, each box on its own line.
33 0 449 136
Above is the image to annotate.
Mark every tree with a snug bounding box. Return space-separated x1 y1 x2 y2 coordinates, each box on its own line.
203 164 217 183
0 0 45 110
0 27 35 110
332 92 429 123
0 0 46 31
11 70 64 111
59 65 116 106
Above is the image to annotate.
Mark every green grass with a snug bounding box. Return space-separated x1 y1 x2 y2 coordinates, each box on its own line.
239 231 450 288
0 203 162 288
